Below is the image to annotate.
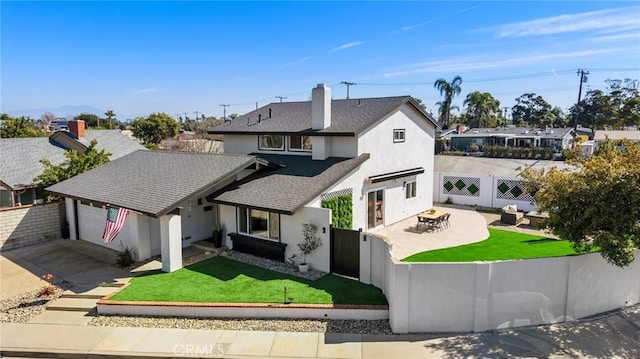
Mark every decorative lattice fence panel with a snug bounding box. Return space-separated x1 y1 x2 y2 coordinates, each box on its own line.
321 188 352 201
495 179 534 202
442 176 481 197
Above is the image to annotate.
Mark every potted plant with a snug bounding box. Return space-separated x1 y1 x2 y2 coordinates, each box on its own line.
297 222 322 273
212 224 223 248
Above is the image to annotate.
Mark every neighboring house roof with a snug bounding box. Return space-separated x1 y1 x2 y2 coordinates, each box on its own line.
46 151 260 217
208 153 370 215
594 130 640 141
208 96 437 136
0 130 146 189
434 155 576 178
452 127 574 140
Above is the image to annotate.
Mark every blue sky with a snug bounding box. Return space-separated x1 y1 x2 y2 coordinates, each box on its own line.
2 1 639 121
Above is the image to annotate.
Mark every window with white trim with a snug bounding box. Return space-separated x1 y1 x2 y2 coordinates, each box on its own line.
288 135 312 151
258 135 284 150
405 181 417 199
393 129 405 143
237 207 280 240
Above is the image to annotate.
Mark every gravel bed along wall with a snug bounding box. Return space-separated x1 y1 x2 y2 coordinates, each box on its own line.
89 315 392 334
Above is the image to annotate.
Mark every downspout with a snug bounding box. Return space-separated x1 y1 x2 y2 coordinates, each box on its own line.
73 199 80 240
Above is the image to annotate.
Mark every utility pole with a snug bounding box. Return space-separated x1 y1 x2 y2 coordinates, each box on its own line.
575 69 589 130
577 69 589 103
220 104 230 121
502 107 510 126
194 111 200 121
275 96 287 103
182 112 189 121
340 81 356 99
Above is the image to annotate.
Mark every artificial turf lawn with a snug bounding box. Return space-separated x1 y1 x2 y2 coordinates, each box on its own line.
402 228 597 262
109 256 387 305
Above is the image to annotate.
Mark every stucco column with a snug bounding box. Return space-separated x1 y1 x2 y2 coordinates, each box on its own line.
160 213 182 272
65 198 77 240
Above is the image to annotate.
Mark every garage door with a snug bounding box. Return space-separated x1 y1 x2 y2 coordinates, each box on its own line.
77 202 132 252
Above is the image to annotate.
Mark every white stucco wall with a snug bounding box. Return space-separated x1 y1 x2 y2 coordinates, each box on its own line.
281 206 331 273
361 235 640 333
330 136 357 158
179 198 216 246
320 104 436 231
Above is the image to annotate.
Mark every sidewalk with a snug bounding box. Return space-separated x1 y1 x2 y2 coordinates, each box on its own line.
2 304 639 358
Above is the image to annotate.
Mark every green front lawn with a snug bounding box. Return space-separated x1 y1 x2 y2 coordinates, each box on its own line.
402 228 597 262
109 256 387 305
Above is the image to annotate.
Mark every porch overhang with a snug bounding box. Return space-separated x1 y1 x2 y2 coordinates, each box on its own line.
368 167 425 183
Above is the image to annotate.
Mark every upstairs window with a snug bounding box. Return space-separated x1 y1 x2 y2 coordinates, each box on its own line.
393 129 405 143
289 135 312 151
258 135 284 150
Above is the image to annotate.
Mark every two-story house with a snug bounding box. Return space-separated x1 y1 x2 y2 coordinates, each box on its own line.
46 84 437 273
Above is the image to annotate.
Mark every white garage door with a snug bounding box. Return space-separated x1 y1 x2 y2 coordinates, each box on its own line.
77 202 133 252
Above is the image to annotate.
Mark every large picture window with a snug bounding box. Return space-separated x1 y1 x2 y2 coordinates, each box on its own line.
258 135 284 150
289 135 312 151
237 207 280 240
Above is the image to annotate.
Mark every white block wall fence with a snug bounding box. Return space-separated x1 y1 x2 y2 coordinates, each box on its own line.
0 202 64 250
360 234 640 333
433 172 537 212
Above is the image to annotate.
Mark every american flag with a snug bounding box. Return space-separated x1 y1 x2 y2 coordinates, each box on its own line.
103 206 129 243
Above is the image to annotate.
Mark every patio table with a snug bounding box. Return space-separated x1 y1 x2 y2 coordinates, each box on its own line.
526 211 549 227
418 209 449 220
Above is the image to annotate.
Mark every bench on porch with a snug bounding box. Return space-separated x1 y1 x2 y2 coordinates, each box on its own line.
228 233 287 262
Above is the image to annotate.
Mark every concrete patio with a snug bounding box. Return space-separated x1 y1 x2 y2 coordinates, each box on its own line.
373 204 490 260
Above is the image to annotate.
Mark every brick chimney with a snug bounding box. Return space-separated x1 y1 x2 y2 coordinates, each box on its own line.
68 120 86 139
311 83 331 130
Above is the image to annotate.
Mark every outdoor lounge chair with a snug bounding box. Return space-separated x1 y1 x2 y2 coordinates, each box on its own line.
501 205 524 225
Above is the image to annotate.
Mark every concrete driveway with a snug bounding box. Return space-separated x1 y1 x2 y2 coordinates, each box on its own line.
1 239 132 299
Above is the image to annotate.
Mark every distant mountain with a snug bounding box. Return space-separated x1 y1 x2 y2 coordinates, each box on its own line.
4 105 105 119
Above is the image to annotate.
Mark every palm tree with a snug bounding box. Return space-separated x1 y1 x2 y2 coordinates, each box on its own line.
463 91 501 128
104 110 116 129
434 76 462 129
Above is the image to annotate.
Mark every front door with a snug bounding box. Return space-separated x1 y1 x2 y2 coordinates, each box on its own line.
367 190 384 229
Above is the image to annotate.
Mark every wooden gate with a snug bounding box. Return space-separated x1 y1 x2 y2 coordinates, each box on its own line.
330 227 360 279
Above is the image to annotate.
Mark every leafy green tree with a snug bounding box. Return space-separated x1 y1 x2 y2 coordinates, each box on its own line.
571 79 640 130
462 91 501 128
34 140 111 193
1 114 45 138
521 139 640 267
550 106 568 128
132 112 180 145
73 113 102 128
104 110 116 129
511 93 555 127
434 76 462 129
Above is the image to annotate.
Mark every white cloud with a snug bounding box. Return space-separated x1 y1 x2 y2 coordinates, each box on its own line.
283 56 312 67
329 41 364 53
481 7 640 38
131 88 159 95
382 47 637 77
587 31 640 43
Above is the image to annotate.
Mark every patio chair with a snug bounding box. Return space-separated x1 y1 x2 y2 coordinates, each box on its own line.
442 213 451 228
417 216 429 230
501 205 523 225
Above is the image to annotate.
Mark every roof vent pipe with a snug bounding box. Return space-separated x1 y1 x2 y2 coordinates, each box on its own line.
258 114 262 123
269 108 272 118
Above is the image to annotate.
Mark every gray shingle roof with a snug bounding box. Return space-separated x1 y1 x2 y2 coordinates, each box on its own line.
208 153 370 214
208 96 437 135
46 151 258 217
0 130 146 189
